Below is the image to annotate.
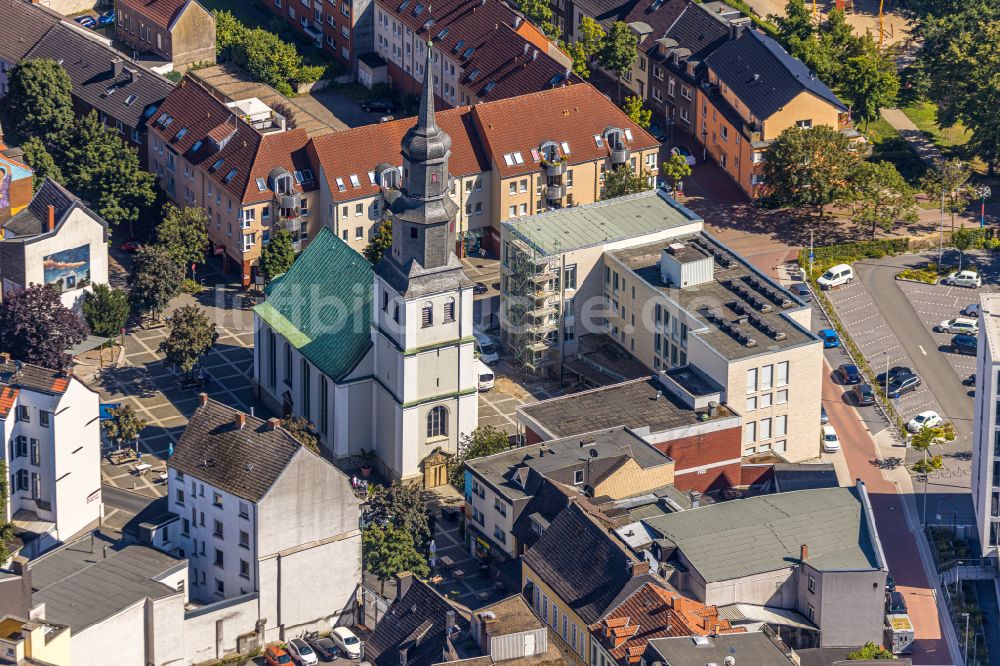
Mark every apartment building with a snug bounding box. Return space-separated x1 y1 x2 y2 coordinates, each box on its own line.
263 0 375 70
0 615 70 665
146 76 317 286
114 0 216 72
167 395 361 639
972 293 1000 557
371 0 575 107
0 0 60 98
0 355 102 559
25 23 175 169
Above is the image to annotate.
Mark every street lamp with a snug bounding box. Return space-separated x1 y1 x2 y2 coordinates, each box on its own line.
975 185 991 229
963 612 970 665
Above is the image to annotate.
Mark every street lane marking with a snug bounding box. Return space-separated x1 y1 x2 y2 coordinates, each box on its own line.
918 345 927 355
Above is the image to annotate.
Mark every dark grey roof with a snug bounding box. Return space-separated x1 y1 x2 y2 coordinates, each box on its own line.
0 359 74 395
365 577 468 666
797 647 912 666
703 29 846 120
25 23 174 130
170 398 302 502
0 0 60 64
521 502 647 625
3 178 80 238
772 462 838 493
646 633 795 666
663 3 732 60
31 541 184 633
510 477 571 552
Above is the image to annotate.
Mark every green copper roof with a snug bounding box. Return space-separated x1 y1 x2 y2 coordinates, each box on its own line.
255 227 373 381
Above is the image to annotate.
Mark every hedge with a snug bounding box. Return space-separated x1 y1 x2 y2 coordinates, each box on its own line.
798 238 910 278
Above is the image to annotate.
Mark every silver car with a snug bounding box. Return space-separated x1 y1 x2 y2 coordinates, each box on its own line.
936 317 978 335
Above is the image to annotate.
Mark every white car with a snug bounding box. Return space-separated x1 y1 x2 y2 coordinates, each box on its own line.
936 317 978 335
907 411 942 433
822 424 840 453
287 638 319 666
816 263 854 290
670 146 697 166
331 627 362 659
962 303 980 317
943 270 982 288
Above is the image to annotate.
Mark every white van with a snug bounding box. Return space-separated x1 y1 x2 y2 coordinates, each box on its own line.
816 264 854 290
475 359 495 391
473 330 499 364
822 425 841 453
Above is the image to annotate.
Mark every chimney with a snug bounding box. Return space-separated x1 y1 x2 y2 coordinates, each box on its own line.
266 417 281 431
47 205 55 232
446 609 456 634
514 15 523 28
707 400 718 417
395 571 414 601
532 48 538 61
11 556 32 618
198 392 208 407
111 58 124 78
523 43 530 56
689 490 701 508
628 560 650 577
0 352 9 364
398 647 409 666
235 413 246 429
800 544 809 562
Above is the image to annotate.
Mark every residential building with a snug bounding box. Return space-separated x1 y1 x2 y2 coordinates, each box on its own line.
517 377 742 493
1 178 109 309
0 558 31 619
372 0 575 107
262 0 374 71
0 0 60 98
521 501 658 666
639 483 888 648
465 426 675 559
146 76 316 286
0 355 102 559
0 615 70 666
972 292 1000 557
166 395 362 639
254 46 479 486
697 28 855 197
114 0 217 72
0 140 35 225
25 23 174 168
643 633 797 666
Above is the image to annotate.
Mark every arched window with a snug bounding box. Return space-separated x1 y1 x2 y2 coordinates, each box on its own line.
427 406 448 439
443 297 455 323
421 301 434 327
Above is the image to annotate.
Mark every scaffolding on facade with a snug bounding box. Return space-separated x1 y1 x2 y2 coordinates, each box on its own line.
501 235 562 375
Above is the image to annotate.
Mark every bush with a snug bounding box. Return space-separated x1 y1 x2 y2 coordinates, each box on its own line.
799 238 909 277
897 262 951 284
180 278 205 295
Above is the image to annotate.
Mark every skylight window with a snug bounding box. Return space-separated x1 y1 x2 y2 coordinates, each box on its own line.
368 171 376 184
256 177 267 191
398 0 409 11
453 39 464 53
435 28 449 41
162 116 174 128
125 94 138 106
413 3 424 15
530 148 540 161
223 168 238 184
301 169 313 182
594 135 604 148
191 140 203 153
468 68 481 81
503 153 514 167
143 105 158 118
463 47 475 59
624 128 633 141
156 113 168 126
294 170 304 183
349 174 361 188
336 177 346 192
211 158 225 171
175 127 188 141
560 142 570 154
512 151 524 165
483 81 496 94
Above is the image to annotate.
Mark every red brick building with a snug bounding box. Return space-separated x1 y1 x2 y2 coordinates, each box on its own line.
261 0 374 72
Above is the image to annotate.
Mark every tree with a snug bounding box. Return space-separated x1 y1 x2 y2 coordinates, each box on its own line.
363 524 430 594
128 245 184 321
763 126 858 218
602 164 651 199
364 481 431 549
622 96 651 129
6 59 74 143
846 642 894 660
281 415 320 454
518 0 558 38
564 40 592 79
449 425 510 491
259 228 296 280
598 22 638 101
20 136 63 190
844 41 900 131
846 162 918 239
951 227 977 272
0 284 87 369
921 158 973 230
82 283 130 337
156 204 209 271
363 217 393 264
61 112 156 230
661 152 692 192
159 304 216 374
775 0 814 44
578 16 606 58
102 404 147 452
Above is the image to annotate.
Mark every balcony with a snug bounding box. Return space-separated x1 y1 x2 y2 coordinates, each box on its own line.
543 160 566 177
610 146 630 166
278 193 300 210
544 182 567 200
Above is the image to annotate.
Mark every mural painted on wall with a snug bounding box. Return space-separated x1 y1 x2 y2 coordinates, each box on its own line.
43 244 91 291
0 154 34 226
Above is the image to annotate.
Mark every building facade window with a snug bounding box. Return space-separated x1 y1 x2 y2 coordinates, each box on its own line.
427 405 448 438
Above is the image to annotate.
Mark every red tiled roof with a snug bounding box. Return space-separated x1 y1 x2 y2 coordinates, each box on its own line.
309 107 489 203
0 386 19 419
472 83 660 178
118 0 190 28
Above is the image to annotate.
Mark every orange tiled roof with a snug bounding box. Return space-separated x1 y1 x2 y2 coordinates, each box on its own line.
0 386 19 418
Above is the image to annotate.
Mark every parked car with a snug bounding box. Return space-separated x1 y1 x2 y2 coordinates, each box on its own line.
964 373 976 387
789 282 811 302
121 239 143 253
818 328 840 348
887 590 907 615
936 316 978 335
670 145 696 166
951 333 978 355
876 366 913 387
305 634 340 662
943 270 982 288
264 645 294 666
74 14 97 27
837 363 862 384
362 98 394 113
962 303 980 317
98 9 116 25
822 424 841 453
908 410 942 433
886 575 896 593
817 263 854 290
476 358 495 391
852 383 876 406
473 329 499 364
473 281 488 295
287 638 319 666
820 405 829 424
887 373 921 398
648 123 669 141
331 627 361 659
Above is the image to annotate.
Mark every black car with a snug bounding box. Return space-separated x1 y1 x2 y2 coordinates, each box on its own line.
837 363 862 384
887 373 921 398
473 282 488 295
887 590 907 615
306 634 340 661
362 98 394 113
876 366 913 386
964 373 976 387
886 575 896 593
852 383 876 406
951 333 977 355
789 282 811 302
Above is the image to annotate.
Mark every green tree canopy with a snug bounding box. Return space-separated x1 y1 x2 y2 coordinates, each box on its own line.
363 217 393 264
661 153 692 191
0 284 87 369
598 22 638 99
362 524 430 593
102 404 147 451
159 304 216 373
846 642 894 660
82 283 130 337
564 40 591 79
774 0 814 44
921 158 972 230
7 58 74 143
260 228 297 280
763 125 857 217
578 16 606 57
603 164 651 199
449 425 510 491
364 481 431 549
844 39 900 131
622 96 651 129
846 161 918 239
951 227 978 271
128 245 184 320
156 204 209 269
281 416 320 455
20 136 63 190
518 0 558 38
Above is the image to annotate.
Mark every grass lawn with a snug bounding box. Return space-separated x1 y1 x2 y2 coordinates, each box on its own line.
197 0 273 30
900 100 971 152
864 116 927 185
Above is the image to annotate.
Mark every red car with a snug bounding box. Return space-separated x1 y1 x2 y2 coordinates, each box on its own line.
264 645 293 666
121 240 144 253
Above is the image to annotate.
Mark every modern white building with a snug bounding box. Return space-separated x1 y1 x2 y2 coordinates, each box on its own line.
972 293 1000 556
0 178 109 310
165 395 362 642
253 43 478 486
0 354 102 558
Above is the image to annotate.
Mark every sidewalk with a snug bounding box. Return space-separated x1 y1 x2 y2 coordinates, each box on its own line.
880 108 944 165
